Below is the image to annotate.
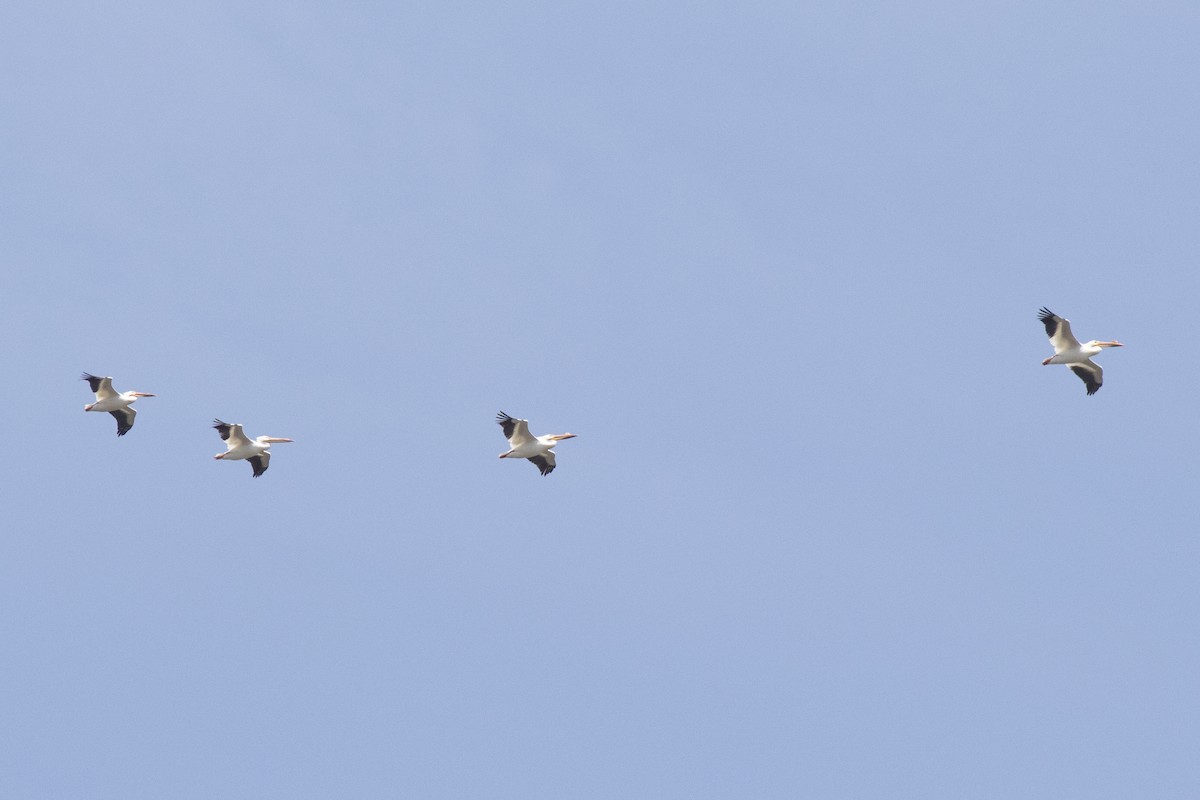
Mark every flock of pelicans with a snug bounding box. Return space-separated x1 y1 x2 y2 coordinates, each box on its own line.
80 307 1121 478
81 381 578 479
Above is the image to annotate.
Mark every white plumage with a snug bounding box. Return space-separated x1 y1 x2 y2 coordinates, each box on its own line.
213 419 294 478
81 373 156 436
1037 308 1124 395
496 412 577 476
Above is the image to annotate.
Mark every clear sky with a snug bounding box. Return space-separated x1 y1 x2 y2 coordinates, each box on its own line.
2 1 1199 797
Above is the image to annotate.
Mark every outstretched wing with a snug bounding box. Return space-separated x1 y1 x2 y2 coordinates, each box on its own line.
496 411 533 445
1069 360 1103 396
213 419 252 448
528 452 556 476
1038 308 1081 353
110 407 135 436
82 373 117 400
248 452 270 478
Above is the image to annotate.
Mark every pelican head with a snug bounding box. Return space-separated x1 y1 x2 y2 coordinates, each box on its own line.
257 437 294 445
550 433 578 441
1091 340 1124 348
128 391 157 397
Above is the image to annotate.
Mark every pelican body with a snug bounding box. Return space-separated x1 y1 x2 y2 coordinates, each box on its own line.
81 373 156 436
1037 307 1124 395
213 419 294 478
496 411 577 476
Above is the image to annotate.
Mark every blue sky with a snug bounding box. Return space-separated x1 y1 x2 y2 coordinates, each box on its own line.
2 1 1199 797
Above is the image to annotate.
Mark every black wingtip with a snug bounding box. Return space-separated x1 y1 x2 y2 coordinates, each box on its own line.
1037 307 1055 321
1068 365 1102 396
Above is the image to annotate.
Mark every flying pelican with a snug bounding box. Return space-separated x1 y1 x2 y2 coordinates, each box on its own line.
1038 307 1124 395
497 411 577 476
81 373 156 436
212 419 294 478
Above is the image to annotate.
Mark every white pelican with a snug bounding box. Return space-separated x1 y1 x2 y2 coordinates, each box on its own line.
212 419 294 478
81 373 156 436
497 411 577 476
1038 307 1124 395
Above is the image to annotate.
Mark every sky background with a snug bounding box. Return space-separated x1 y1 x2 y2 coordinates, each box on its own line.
2 1 1198 797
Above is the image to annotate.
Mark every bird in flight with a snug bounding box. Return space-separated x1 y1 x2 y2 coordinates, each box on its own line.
212 419 294 478
1037 308 1123 395
81 373 156 436
496 411 577 476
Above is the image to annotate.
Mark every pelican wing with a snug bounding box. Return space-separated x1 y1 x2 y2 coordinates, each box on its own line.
528 452 556 476
1038 307 1081 353
110 407 135 436
1069 360 1103 396
248 453 270 478
497 412 534 446
82 373 117 400
213 419 253 448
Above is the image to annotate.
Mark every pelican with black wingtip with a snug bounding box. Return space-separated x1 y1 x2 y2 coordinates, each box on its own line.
496 412 577 476
81 373 156 436
212 419 294 478
1037 307 1124 395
